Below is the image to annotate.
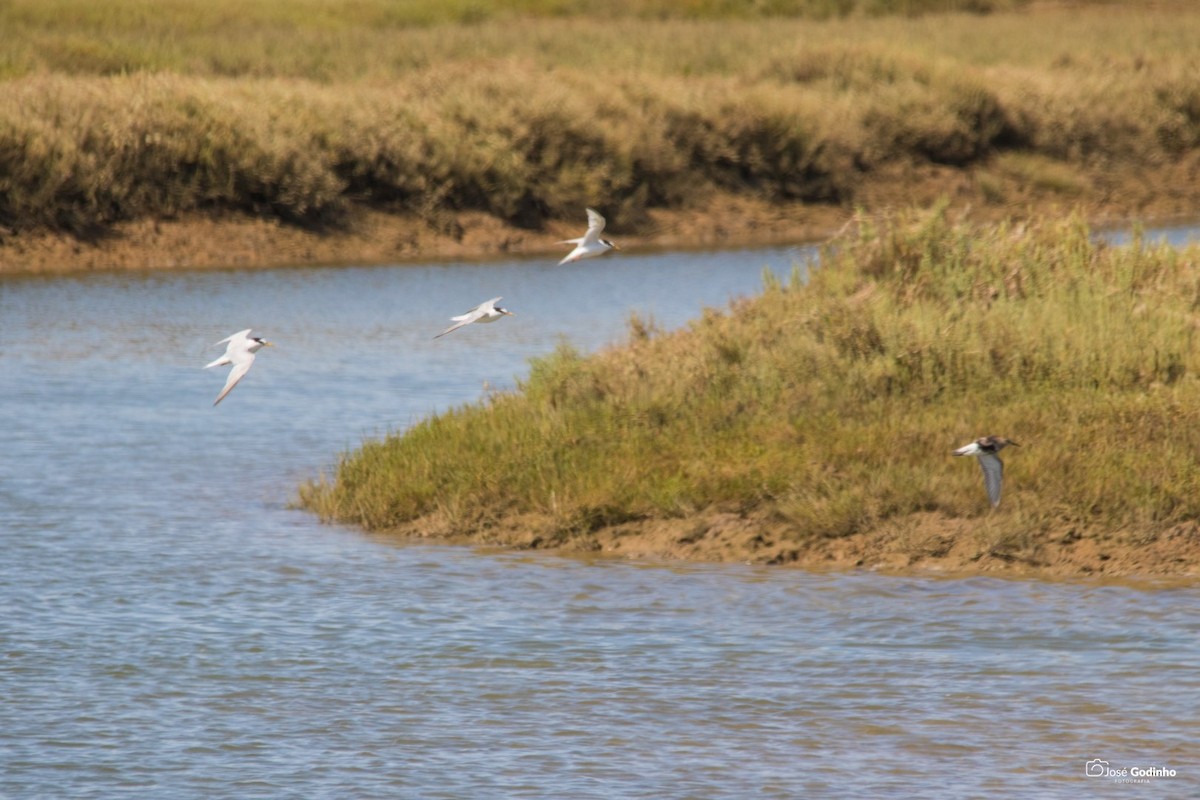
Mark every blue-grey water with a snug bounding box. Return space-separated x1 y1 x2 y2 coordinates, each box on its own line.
2 242 1198 799
1100 222 1200 248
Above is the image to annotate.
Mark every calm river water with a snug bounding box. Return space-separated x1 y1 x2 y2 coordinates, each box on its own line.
2 241 1198 798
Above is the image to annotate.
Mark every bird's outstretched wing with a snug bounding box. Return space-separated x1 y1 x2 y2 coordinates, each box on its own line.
557 248 583 266
582 208 606 244
435 316 477 338
213 356 254 406
214 328 252 348
977 453 1004 508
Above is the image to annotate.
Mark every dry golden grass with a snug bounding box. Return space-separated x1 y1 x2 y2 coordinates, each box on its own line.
0 2 1197 236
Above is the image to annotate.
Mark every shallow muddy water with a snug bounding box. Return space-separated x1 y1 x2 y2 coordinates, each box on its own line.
2 242 1198 798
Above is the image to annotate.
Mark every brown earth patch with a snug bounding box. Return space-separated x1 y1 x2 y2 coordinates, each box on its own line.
370 510 1200 584
3 158 1199 276
0 194 847 276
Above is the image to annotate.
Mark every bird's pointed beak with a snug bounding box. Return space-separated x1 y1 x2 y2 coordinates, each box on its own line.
504 310 515 316
611 243 621 251
262 341 274 347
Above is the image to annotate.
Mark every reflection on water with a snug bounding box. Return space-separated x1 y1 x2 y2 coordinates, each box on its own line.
1 242 1198 798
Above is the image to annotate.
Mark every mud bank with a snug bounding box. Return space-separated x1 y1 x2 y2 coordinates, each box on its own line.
377 511 1200 584
0 195 842 276
3 160 1199 276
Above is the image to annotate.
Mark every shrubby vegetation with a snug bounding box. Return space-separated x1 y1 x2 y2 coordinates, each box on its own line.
0 1 1196 235
301 210 1200 547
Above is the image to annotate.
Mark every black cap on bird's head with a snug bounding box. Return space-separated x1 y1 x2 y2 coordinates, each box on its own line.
602 238 620 251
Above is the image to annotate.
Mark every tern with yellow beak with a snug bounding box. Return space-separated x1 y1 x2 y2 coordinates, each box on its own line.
204 329 273 406
557 208 620 265
434 297 515 339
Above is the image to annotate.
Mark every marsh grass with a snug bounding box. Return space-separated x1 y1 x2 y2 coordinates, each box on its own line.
1 2 1198 235
300 210 1200 547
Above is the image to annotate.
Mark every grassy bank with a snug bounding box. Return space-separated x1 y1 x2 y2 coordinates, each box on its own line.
301 210 1200 578
0 1 1197 256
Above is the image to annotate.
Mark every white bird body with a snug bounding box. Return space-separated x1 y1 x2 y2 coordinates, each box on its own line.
204 328 272 406
953 435 1019 508
557 208 620 265
434 297 514 339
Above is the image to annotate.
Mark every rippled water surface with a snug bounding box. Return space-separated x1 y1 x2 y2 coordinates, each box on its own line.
2 244 1198 798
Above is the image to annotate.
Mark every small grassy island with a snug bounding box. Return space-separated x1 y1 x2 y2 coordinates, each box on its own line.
302 210 1200 579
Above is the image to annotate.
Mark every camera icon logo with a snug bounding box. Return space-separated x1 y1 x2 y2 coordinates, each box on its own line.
1085 759 1109 777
